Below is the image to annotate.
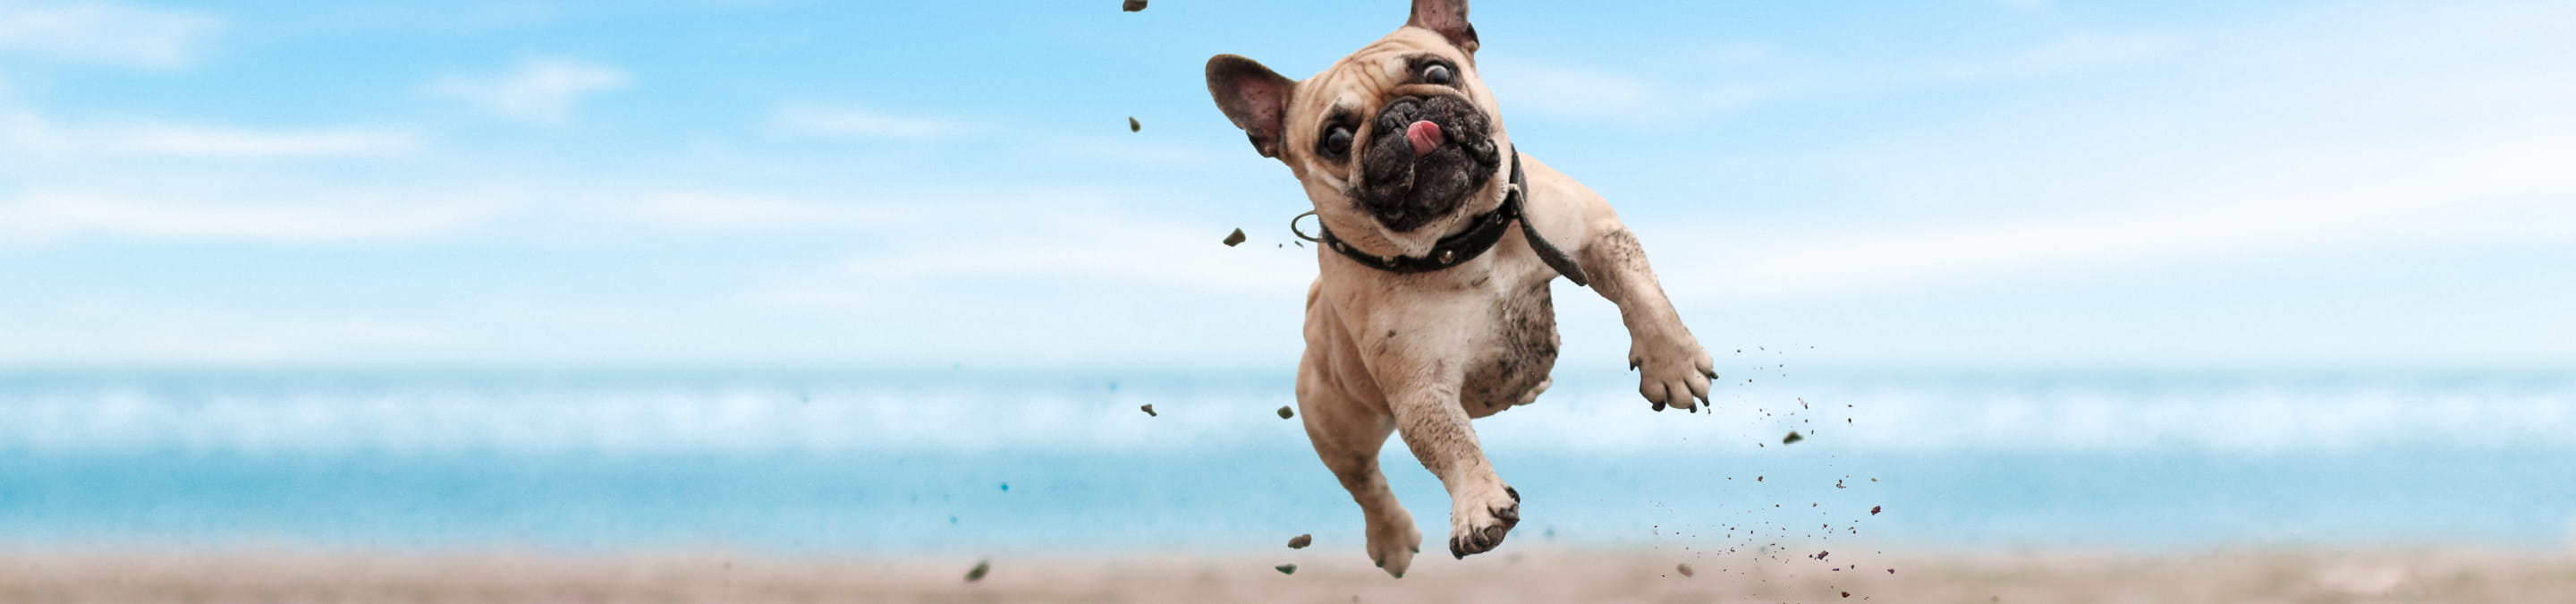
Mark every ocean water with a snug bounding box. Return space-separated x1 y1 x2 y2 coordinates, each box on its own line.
2 368 2572 556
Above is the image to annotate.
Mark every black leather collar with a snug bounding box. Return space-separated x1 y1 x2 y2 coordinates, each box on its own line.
1303 147 1591 286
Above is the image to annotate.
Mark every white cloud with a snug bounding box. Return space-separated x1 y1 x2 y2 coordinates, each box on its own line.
1647 2 2576 302
1909 31 2181 82
0 300 463 366
829 211 1313 295
1038 136 1232 166
96 123 416 157
0 112 416 157
0 0 221 68
430 56 630 123
749 190 1315 310
771 103 962 139
0 190 497 244
631 191 903 230
1665 186 2575 303
1488 31 2177 123
1492 64 1658 116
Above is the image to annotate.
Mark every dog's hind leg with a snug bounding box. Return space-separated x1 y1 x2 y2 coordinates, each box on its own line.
1369 355 1520 560
1297 359 1420 577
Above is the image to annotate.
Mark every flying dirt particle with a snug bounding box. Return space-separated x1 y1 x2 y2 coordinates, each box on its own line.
1287 533 1312 549
998 482 1008 491
1277 405 1294 420
1224 228 1248 247
1870 506 1882 515
1122 0 1147 12
963 559 990 582
1140 404 1157 417
1757 476 1763 481
1888 568 1896 574
1843 591 1852 598
1783 431 1804 445
1676 563 1695 577
1129 116 1140 132
1275 564 1298 574
1815 550 1830 560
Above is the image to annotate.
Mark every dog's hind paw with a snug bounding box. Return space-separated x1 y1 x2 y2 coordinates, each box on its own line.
1366 508 1422 577
1446 483 1520 559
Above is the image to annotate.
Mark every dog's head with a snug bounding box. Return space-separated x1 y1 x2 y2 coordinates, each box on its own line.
1208 0 1508 255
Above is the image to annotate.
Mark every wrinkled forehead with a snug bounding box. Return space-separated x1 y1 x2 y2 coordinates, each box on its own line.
1290 31 1469 126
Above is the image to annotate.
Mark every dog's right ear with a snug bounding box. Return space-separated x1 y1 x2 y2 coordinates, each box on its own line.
1408 0 1479 55
1207 55 1296 159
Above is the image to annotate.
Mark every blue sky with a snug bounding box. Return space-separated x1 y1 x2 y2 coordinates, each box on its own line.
0 0 2570 370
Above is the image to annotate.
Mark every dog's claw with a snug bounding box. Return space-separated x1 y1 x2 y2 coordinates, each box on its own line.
1447 489 1520 560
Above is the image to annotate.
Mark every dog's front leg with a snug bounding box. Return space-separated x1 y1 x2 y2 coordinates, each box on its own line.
1580 226 1717 412
1373 352 1521 559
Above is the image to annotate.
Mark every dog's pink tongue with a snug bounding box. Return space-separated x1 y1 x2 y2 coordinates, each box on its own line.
1404 120 1444 156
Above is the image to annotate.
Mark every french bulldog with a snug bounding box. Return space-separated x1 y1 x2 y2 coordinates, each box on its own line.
1206 0 1716 577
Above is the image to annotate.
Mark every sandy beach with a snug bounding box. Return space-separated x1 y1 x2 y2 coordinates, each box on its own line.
4 548 2569 603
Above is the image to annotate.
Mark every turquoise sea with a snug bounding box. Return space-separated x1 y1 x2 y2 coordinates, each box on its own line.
3 368 2571 556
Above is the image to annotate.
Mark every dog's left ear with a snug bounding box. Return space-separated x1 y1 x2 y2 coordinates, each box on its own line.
1408 0 1479 55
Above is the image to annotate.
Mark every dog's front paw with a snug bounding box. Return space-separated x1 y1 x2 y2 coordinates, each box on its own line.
1446 484 1520 559
1629 331 1715 412
1364 506 1422 577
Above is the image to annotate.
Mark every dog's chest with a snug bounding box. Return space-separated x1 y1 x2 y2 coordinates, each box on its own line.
1459 278 1559 415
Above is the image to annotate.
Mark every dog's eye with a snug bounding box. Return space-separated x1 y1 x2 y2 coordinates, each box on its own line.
1421 64 1454 86
1320 125 1354 158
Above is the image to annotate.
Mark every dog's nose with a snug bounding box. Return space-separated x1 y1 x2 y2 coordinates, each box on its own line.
1404 120 1444 157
